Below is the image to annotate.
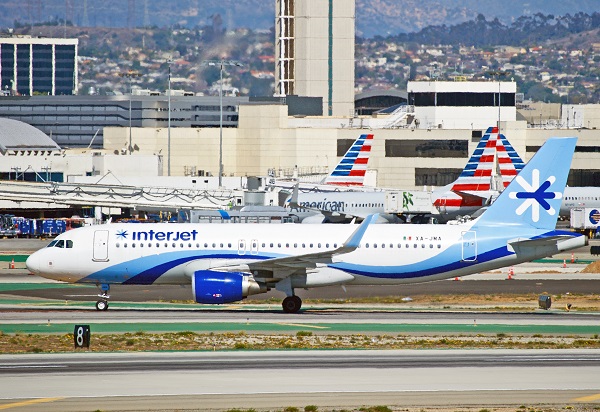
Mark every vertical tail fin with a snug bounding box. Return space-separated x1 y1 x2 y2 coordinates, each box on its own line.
496 132 526 188
475 137 576 230
322 133 373 186
451 126 498 192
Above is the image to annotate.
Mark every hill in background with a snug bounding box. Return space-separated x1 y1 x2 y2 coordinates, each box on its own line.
1 0 599 38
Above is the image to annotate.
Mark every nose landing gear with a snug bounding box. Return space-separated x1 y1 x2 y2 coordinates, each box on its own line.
96 283 110 311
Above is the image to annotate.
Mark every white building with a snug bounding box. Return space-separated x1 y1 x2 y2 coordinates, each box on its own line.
408 80 517 130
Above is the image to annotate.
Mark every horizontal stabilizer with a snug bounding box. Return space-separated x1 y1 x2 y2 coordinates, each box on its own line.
509 235 575 248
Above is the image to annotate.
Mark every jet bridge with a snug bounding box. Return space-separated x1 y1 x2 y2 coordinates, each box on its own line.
0 180 243 212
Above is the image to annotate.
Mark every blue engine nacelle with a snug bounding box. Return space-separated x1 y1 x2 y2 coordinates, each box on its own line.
192 271 265 304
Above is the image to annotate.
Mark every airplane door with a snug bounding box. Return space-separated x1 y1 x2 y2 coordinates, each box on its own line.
461 231 477 262
238 239 246 255
250 239 258 255
93 230 109 262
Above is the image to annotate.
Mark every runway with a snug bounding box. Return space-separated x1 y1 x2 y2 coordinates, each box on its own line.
1 350 599 411
1 241 600 411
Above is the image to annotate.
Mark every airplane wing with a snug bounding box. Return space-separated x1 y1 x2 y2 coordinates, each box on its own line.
211 214 377 279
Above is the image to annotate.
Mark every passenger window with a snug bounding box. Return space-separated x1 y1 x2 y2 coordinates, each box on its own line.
132 243 136 248
124 243 128 248
366 244 370 248
172 243 176 248
116 243 120 248
373 244 377 248
430 244 433 248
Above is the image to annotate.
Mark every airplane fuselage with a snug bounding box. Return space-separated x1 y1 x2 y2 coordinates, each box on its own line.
27 221 583 288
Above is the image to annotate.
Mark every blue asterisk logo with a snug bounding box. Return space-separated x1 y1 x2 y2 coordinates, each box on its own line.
508 169 561 222
116 230 128 239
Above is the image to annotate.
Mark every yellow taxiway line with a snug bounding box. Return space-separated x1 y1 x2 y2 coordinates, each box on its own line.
0 397 64 410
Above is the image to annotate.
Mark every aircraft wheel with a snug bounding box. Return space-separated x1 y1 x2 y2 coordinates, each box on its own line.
282 295 302 313
96 300 109 311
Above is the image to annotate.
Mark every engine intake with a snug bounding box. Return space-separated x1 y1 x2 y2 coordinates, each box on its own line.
192 271 265 304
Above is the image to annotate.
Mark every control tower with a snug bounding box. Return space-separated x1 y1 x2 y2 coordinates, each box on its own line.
275 0 355 116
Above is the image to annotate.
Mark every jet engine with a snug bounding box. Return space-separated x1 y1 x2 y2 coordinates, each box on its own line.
192 270 265 304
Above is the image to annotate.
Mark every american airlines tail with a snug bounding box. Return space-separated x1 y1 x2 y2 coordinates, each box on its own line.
451 126 501 193
322 133 373 186
496 131 525 188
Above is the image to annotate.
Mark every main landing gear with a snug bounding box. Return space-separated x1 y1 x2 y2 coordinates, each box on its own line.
282 295 302 313
96 283 110 311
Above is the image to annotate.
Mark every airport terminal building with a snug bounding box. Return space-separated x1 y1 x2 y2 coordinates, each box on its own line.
2 80 600 192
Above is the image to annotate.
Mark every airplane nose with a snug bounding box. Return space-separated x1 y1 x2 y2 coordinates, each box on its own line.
25 253 40 275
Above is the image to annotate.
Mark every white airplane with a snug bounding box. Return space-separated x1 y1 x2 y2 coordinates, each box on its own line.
560 188 600 216
26 137 586 313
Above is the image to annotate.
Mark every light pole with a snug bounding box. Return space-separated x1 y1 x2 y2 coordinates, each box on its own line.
487 70 509 134
167 60 172 176
204 59 242 187
119 70 141 155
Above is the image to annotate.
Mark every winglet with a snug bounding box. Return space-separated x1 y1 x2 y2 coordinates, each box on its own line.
337 213 378 254
289 183 300 209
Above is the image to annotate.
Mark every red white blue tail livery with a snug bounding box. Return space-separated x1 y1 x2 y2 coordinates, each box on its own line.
322 134 373 186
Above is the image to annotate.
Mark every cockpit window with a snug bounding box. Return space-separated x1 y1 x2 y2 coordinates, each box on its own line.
55 240 65 248
47 240 58 248
66 240 73 248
